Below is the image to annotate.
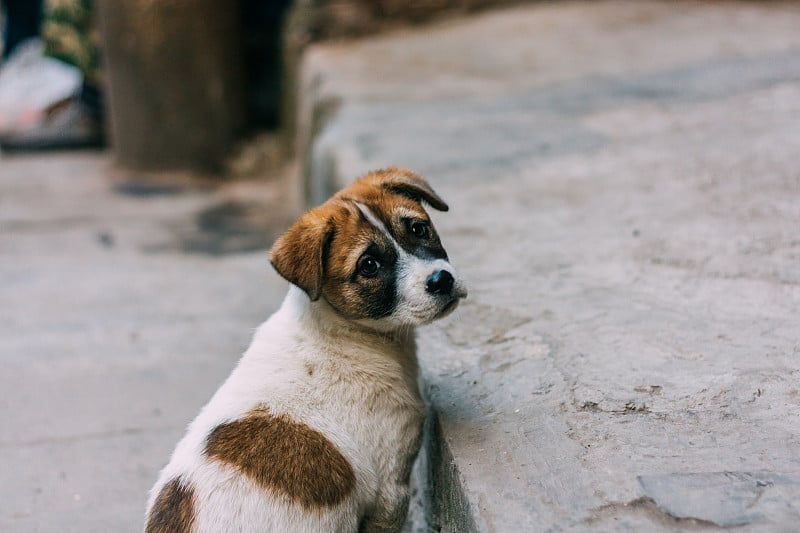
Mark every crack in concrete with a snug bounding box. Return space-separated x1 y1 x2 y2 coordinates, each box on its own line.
574 399 653 415
586 496 728 529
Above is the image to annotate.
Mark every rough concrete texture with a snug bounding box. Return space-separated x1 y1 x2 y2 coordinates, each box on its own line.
0 154 297 531
299 1 800 530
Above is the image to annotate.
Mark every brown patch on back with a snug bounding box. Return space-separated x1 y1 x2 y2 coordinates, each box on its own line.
204 408 356 509
145 477 196 533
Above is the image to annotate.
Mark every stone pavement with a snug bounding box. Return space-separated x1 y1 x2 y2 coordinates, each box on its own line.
298 1 800 530
0 154 297 531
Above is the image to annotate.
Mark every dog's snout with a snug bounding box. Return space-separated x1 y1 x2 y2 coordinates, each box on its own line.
426 270 454 295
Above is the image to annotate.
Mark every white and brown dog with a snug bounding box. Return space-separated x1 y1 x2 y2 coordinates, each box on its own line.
144 167 467 532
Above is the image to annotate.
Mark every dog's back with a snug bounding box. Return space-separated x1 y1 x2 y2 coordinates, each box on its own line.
145 287 425 532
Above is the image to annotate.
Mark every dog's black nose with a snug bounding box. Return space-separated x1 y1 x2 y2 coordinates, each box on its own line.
426 270 454 295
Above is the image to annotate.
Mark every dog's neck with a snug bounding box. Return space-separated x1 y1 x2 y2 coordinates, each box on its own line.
281 285 417 349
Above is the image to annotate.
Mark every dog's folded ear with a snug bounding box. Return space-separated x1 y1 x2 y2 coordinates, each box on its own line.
377 167 449 212
270 212 334 301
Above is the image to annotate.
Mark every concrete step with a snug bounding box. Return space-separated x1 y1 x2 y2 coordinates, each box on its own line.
296 1 800 530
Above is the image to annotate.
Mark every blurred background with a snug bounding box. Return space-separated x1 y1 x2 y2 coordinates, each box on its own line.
1 2 521 531
3 1 800 532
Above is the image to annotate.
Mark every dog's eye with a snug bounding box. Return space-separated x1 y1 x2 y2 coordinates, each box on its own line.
357 256 380 277
410 221 429 239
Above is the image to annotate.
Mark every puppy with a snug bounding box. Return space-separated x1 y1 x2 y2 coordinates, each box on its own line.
144 167 467 533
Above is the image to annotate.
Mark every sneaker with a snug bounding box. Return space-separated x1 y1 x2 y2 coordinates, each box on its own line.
0 38 82 136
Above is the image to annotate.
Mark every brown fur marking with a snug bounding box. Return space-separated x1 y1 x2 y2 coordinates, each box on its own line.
347 167 449 212
205 408 356 509
270 214 334 301
145 477 196 533
270 167 449 316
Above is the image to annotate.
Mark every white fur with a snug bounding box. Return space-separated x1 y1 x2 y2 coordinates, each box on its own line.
145 286 426 532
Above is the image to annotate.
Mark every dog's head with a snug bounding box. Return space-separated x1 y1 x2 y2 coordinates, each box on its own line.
271 167 467 330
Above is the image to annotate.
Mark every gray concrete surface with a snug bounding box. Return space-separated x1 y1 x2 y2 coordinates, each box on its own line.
299 1 800 530
0 154 297 531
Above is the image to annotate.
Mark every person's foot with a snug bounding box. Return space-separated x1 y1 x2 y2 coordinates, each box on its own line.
0 96 104 152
